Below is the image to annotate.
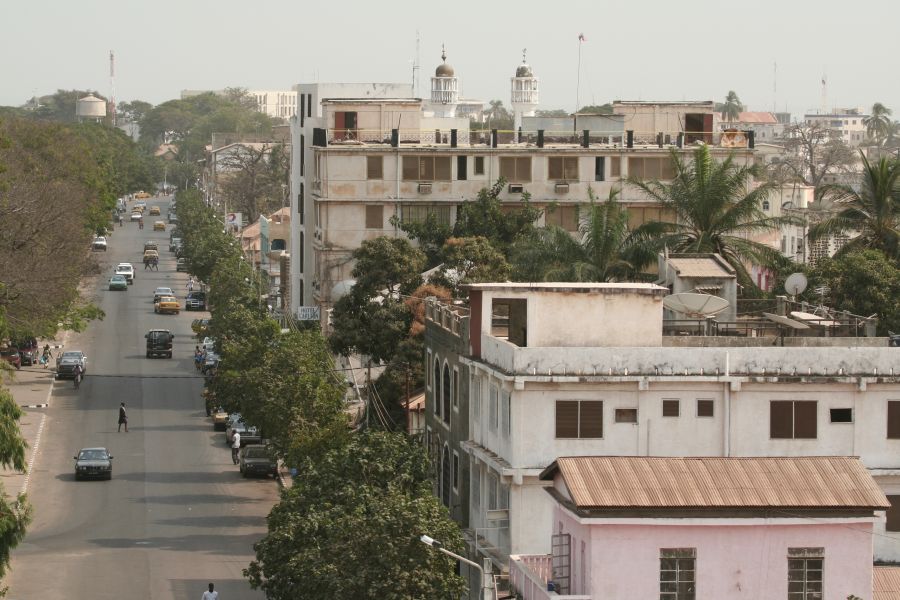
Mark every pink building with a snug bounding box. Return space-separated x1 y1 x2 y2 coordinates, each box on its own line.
510 456 888 600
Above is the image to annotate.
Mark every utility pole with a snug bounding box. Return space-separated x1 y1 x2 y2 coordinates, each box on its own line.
404 365 411 434
365 359 372 430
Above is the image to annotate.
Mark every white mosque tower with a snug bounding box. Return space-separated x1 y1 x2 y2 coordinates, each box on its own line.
510 49 539 132
429 45 459 118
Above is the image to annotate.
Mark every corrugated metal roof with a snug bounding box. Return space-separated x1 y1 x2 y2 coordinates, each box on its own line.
544 456 889 509
875 567 900 600
668 257 735 278
737 111 779 124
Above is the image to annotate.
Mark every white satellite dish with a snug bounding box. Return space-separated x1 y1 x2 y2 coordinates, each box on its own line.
663 292 730 317
784 272 808 297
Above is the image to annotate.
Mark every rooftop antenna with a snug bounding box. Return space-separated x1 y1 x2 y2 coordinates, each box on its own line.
109 50 117 126
772 60 777 113
413 30 420 98
820 70 828 114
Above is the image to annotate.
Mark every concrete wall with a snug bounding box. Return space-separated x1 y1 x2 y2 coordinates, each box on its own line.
552 507 875 600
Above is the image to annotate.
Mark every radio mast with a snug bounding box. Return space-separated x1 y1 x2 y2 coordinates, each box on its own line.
109 51 117 126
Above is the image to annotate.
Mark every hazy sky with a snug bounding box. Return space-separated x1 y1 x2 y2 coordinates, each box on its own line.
2 0 898 118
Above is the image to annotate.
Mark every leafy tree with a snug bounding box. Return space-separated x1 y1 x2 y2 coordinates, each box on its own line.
511 188 660 282
808 154 900 259
483 99 513 130
719 91 744 123
246 432 466 600
577 103 613 115
431 236 510 294
864 103 893 146
329 292 413 364
536 108 570 117
628 145 798 288
350 237 425 297
808 250 900 334
452 178 542 255
778 122 858 190
116 100 153 125
218 143 290 223
0 383 32 593
26 89 106 123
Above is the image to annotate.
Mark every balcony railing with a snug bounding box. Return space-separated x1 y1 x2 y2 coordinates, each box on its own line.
509 555 592 600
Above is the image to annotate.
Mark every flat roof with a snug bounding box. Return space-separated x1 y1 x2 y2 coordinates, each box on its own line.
462 282 667 294
321 98 421 104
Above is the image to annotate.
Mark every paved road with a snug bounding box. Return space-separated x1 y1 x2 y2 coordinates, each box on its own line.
6 197 277 600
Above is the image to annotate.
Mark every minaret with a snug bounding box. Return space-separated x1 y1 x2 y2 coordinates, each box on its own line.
510 49 539 132
430 45 459 118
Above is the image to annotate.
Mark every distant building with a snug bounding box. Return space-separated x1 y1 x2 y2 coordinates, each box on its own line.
804 107 869 146
719 111 784 142
510 51 539 132
611 100 718 144
510 456 887 600
426 46 459 118
180 88 296 119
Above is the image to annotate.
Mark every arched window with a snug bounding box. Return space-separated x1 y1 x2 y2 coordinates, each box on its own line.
441 445 451 507
442 364 451 424
270 238 286 251
433 359 441 415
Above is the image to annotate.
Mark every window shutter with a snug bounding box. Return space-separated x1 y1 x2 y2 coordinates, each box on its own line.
366 156 383 180
888 401 900 439
793 401 817 439
401 156 419 180
662 399 680 417
579 401 603 438
555 401 579 438
697 399 714 417
770 401 793 439
887 496 900 532
548 157 563 180
365 205 383 229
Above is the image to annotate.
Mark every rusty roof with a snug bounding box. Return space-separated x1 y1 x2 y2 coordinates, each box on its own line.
737 111 779 124
875 567 900 600
667 256 735 279
541 456 889 510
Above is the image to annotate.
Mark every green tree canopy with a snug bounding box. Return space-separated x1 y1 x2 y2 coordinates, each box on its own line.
808 154 900 259
864 103 893 146
430 236 511 295
628 145 797 289
718 91 744 122
246 432 465 600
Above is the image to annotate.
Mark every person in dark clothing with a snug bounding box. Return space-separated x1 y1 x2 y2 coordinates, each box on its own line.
118 402 128 432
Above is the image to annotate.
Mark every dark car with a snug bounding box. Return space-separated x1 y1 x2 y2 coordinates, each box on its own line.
15 338 38 366
74 447 113 480
145 329 174 358
239 445 278 478
185 291 207 311
0 347 21 370
55 350 86 379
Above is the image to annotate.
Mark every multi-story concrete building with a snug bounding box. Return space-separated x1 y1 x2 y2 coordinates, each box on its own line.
804 107 870 146
181 88 297 119
423 282 900 586
289 86 755 319
719 111 784 142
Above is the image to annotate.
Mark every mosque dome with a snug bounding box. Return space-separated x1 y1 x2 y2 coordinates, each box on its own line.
435 47 455 77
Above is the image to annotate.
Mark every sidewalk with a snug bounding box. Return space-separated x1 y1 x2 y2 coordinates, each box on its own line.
0 342 65 499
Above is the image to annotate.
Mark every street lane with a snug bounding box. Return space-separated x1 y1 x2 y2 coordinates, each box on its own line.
6 197 277 600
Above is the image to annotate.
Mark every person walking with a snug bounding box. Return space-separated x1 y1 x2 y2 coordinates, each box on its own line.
118 402 128 433
40 344 52 368
231 431 241 464
186 277 195 293
201 583 218 600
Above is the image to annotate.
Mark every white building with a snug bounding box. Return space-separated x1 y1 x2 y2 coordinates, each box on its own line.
250 90 297 119
423 283 900 582
510 52 539 132
426 46 459 118
804 107 869 146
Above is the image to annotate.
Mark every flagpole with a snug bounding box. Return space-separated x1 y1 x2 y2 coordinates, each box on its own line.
575 34 583 135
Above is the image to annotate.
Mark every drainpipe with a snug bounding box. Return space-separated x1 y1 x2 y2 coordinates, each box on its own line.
724 382 731 457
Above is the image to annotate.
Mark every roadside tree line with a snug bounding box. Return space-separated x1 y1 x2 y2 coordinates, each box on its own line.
173 190 466 600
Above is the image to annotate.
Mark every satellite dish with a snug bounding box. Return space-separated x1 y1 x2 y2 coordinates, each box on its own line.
663 293 730 317
784 273 808 296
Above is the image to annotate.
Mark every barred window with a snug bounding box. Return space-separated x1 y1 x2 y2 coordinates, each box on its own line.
402 156 452 181
787 548 823 600
400 204 451 226
660 548 695 600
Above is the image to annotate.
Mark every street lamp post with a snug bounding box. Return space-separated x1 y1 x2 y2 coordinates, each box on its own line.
419 535 494 600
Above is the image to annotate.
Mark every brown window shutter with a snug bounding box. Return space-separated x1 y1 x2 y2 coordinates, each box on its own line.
793 401 817 439
579 401 603 438
402 156 418 181
548 157 562 180
366 156 383 180
662 399 680 417
365 205 383 229
697 399 714 417
887 496 900 532
888 402 900 439
556 401 579 438
770 401 793 439
435 157 452 181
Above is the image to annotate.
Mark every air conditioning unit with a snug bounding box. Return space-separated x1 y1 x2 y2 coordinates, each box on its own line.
554 183 570 194
418 183 433 194
508 183 524 194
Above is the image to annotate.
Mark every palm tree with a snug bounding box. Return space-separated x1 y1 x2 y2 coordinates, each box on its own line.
808 153 900 259
627 145 798 288
721 91 744 123
864 103 893 145
510 189 660 282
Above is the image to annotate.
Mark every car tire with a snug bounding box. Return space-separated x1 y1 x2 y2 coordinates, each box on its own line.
167 352 172 359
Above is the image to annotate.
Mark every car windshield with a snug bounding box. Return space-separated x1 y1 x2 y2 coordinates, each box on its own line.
111 275 125 281
155 288 172 294
61 352 82 360
244 448 269 459
189 292 206 299
158 296 176 302
78 449 108 460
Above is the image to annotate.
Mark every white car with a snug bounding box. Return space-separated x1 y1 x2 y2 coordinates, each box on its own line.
115 263 135 284
153 287 174 302
92 236 107 251
130 212 142 222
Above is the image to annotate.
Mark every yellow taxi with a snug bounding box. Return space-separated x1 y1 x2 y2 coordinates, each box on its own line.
154 295 180 314
149 206 161 216
153 220 166 231
135 191 151 199
143 249 159 263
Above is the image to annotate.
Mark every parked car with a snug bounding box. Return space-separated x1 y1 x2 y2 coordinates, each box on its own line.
169 237 182 252
14 338 38 366
74 447 113 480
145 329 174 358
0 347 21 370
226 420 260 446
56 350 87 379
92 236 107 251
168 212 178 224
239 445 278 478
153 220 166 231
153 287 174 302
176 258 188 272
185 291 207 311
154 295 180 314
212 407 229 431
191 318 211 338
148 206 161 215
108 274 128 291
115 263 135 284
